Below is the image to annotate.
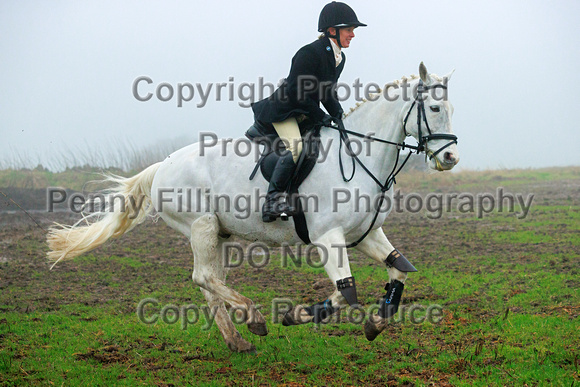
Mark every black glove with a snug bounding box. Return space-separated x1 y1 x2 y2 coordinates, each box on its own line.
321 114 335 127
333 115 344 129
332 111 345 130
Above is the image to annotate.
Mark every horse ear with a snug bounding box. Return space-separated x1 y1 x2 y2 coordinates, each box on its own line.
419 62 432 84
443 69 455 82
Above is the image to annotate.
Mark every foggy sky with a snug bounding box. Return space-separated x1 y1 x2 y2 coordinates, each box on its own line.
2 0 579 170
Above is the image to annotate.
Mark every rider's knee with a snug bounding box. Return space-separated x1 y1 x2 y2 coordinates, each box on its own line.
290 140 303 163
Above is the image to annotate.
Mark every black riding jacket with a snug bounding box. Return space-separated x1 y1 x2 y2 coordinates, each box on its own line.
252 36 345 123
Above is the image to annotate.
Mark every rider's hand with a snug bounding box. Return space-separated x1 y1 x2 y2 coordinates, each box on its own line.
321 114 334 127
332 111 344 129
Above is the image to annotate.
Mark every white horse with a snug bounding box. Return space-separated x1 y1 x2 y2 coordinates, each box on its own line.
47 63 459 353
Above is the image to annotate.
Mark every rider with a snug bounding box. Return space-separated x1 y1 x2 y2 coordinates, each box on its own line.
251 1 366 223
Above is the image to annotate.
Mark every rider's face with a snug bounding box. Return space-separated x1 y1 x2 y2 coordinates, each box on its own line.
339 27 356 48
329 27 356 48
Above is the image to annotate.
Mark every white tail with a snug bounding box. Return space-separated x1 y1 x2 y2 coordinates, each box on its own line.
47 162 162 268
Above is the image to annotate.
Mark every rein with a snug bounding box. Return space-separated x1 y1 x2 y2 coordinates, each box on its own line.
327 79 458 247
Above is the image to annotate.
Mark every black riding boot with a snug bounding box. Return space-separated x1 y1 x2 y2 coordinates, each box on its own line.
262 151 297 223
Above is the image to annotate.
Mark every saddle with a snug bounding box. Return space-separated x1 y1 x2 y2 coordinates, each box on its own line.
245 119 322 244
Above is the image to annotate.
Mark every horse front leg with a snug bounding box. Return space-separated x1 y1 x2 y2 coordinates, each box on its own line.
354 227 417 341
283 227 359 326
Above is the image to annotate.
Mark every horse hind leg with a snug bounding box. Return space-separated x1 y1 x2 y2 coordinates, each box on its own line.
190 215 267 352
200 288 256 353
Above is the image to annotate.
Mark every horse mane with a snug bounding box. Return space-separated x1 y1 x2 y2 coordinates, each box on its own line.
343 73 444 119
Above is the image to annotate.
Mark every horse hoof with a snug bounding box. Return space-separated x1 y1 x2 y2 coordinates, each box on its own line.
247 321 268 336
231 343 256 354
239 344 257 354
282 306 312 326
364 318 383 342
282 311 298 326
226 337 257 354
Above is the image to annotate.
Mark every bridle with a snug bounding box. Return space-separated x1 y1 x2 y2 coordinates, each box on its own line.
402 79 458 167
328 79 458 247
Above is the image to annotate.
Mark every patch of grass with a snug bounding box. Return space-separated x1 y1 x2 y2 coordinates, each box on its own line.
1 167 579 385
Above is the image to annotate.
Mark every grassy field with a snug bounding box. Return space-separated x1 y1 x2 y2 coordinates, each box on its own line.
0 167 579 386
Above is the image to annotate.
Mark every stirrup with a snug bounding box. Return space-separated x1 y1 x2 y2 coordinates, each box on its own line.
262 194 290 223
280 200 298 221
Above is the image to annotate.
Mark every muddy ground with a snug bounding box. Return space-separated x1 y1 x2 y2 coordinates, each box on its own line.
0 169 579 385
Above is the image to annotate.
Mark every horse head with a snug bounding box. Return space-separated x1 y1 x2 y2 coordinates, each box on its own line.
403 62 460 171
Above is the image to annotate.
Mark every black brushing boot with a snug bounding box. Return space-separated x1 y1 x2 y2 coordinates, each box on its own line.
262 151 297 222
378 280 405 319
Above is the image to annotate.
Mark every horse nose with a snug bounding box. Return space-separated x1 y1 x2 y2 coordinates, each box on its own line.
444 151 459 165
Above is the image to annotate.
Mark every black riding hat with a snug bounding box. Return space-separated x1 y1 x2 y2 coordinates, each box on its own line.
318 1 367 32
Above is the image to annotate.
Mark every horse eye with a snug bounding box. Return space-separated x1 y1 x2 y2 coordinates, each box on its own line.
430 106 440 113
